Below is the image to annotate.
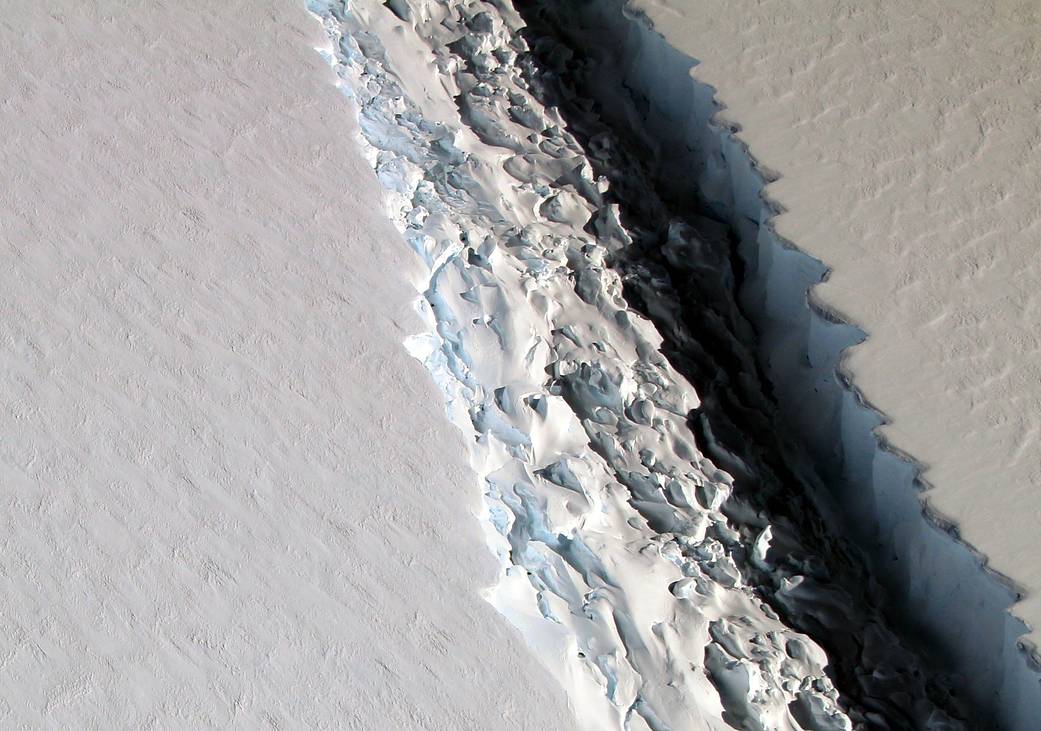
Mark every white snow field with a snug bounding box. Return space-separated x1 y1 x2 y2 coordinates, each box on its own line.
598 0 1041 725
0 2 576 727
7 0 1037 727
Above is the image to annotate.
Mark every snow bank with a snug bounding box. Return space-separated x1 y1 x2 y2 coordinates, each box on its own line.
549 0 1041 726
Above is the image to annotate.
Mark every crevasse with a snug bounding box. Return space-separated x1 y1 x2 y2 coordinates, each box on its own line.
305 0 986 728
520 1 1041 728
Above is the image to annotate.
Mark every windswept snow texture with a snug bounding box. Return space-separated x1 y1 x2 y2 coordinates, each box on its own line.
0 2 575 727
310 1 973 728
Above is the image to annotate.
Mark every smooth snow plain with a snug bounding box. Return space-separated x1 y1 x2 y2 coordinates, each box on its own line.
612 0 1041 725
0 2 574 726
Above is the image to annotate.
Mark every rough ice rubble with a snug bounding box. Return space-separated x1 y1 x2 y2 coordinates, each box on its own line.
308 1 965 728
528 1 1041 727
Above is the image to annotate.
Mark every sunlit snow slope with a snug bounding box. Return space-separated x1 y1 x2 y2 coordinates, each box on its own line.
0 2 573 726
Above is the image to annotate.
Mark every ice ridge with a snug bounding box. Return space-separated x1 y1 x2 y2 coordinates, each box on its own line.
307 0 971 728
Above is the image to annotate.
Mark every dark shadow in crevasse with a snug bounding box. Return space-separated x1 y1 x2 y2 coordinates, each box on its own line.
510 0 981 727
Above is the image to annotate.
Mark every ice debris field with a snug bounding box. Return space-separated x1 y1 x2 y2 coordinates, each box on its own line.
306 0 1041 728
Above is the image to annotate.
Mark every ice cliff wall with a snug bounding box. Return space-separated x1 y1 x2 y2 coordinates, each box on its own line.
538 0 1041 726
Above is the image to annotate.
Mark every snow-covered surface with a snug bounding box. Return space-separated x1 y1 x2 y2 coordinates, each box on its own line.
0 2 576 726
9 0 1035 725
622 0 1041 720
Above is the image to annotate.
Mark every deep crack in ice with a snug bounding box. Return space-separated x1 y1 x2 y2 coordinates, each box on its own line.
308 1 970 728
